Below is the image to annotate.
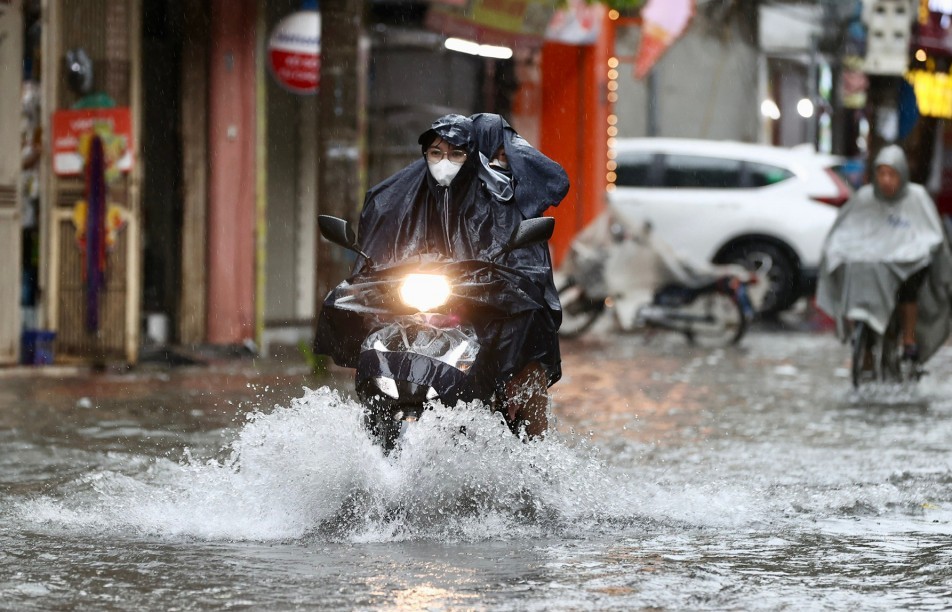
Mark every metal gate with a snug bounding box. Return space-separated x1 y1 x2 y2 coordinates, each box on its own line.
42 0 141 364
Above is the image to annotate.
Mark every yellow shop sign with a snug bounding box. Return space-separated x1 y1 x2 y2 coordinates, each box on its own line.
906 69 952 119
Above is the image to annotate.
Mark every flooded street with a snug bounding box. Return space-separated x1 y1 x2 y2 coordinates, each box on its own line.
3 329 952 610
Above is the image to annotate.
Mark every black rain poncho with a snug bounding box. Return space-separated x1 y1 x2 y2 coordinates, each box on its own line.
315 114 569 389
471 113 569 314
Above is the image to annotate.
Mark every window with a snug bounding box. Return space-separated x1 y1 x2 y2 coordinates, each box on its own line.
747 162 794 187
661 155 742 189
614 152 654 187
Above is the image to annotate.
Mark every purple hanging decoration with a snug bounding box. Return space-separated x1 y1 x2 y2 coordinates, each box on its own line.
85 135 107 333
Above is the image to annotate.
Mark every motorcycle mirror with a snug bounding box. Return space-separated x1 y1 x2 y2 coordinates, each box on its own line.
318 215 357 249
493 217 555 261
318 215 374 265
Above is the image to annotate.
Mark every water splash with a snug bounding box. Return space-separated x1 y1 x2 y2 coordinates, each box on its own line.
845 382 928 407
17 387 660 542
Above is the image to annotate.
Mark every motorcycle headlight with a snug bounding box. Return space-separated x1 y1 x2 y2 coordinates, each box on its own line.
399 274 451 312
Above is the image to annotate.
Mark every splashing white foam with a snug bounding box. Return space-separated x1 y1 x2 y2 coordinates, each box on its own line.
845 382 928 407
18 386 781 542
19 387 670 542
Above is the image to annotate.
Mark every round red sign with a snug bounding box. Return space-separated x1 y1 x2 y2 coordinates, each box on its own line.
268 11 321 95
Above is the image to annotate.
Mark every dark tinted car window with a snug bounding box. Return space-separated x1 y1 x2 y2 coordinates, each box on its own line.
748 162 794 187
662 154 741 188
615 152 654 187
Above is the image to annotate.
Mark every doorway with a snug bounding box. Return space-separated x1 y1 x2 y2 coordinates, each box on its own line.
141 0 184 349
20 1 42 339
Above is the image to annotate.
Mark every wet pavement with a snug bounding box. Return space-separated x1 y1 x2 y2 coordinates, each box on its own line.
2 325 952 610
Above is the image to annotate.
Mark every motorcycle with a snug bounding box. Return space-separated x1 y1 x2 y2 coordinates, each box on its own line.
841 263 928 389
316 214 556 451
557 209 760 347
849 312 923 389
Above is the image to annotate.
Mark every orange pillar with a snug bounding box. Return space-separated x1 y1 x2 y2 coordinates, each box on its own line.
207 0 257 344
540 15 613 266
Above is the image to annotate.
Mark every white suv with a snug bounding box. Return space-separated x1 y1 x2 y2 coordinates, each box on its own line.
608 138 851 314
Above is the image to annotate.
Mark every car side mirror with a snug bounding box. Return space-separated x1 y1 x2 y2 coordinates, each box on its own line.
493 217 555 261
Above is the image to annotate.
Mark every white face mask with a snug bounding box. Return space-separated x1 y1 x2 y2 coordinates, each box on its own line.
428 159 462 186
491 159 509 170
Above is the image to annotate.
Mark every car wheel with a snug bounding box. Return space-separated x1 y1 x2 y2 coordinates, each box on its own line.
721 242 797 316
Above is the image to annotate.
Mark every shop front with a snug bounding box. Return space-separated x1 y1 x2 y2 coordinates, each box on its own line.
912 0 952 217
0 0 141 366
40 0 143 365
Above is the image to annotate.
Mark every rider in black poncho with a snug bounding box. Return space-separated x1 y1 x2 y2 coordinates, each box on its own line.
315 114 569 437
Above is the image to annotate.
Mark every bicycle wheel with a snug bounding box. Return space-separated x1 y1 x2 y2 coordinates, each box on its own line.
682 290 747 348
557 279 603 338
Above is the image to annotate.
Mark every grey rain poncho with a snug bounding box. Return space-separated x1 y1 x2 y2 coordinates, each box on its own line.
816 145 952 362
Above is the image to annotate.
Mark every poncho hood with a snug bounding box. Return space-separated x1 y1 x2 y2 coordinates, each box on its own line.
471 113 569 219
872 144 909 202
417 113 475 151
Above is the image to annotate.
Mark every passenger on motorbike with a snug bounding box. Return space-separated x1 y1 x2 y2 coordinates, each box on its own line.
816 145 952 366
469 113 569 437
315 114 568 439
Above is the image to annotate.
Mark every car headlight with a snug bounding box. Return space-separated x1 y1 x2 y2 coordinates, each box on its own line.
399 274 451 312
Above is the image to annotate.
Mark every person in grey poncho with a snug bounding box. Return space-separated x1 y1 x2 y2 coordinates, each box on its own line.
816 145 952 364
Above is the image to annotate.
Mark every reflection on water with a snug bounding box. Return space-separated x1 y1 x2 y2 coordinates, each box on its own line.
389 585 477 611
2 334 952 609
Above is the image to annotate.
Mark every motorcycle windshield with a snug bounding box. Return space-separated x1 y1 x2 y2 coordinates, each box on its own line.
316 258 561 387
330 278 398 315
362 315 480 372
327 260 543 316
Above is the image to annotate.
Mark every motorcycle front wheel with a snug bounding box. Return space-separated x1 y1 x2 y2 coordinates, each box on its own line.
850 321 872 389
850 317 917 389
557 278 604 338
363 403 402 452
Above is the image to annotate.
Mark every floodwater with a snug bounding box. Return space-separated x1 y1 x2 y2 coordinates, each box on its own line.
2 330 952 610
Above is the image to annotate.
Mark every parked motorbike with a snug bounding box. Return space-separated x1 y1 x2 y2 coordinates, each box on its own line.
557 208 760 347
316 214 556 451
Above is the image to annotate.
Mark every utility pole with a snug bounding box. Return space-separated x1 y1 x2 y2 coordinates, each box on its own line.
315 0 367 312
807 33 819 148
646 68 659 137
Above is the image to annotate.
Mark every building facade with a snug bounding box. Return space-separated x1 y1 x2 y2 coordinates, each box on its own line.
1 0 610 365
